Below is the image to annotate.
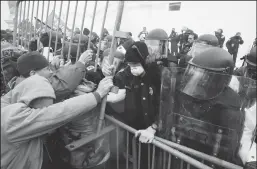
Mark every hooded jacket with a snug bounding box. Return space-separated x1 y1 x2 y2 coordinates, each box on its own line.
1 75 99 169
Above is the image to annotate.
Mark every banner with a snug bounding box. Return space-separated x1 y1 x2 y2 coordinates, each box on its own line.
169 2 181 11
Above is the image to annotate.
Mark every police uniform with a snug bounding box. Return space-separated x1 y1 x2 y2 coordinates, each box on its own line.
115 64 161 129
114 41 161 169
158 48 246 169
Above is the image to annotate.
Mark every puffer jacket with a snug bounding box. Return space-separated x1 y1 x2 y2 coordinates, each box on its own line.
1 75 99 169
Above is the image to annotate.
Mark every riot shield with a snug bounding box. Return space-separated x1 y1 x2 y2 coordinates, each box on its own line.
158 66 256 168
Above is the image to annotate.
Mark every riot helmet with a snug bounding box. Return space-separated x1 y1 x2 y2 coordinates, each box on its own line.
180 48 234 100
187 34 219 58
244 46 256 80
145 28 169 63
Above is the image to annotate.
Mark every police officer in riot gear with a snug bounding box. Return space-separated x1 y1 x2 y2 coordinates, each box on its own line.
158 48 247 169
235 46 256 80
234 46 256 169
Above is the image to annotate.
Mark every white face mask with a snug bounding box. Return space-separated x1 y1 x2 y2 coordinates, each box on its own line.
130 64 145 76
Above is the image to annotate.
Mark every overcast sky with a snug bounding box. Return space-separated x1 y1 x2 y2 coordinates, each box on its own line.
1 1 256 67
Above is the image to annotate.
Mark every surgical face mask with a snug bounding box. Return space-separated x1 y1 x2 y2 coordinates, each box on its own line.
129 63 145 76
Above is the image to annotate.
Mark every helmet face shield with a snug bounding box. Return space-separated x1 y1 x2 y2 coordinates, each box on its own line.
145 40 167 62
187 41 214 58
179 64 229 100
245 65 257 80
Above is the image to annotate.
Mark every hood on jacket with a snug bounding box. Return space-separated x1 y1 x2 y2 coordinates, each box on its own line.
9 75 56 106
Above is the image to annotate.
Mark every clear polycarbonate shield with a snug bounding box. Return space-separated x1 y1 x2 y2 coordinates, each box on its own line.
187 41 214 58
179 64 231 100
158 67 256 164
145 39 167 62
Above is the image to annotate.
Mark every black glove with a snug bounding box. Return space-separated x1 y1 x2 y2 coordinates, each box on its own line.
244 161 257 169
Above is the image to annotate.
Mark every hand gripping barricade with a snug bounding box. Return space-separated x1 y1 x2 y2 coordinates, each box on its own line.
11 1 253 169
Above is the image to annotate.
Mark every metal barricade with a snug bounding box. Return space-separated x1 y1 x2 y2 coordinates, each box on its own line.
11 1 244 169
105 115 244 169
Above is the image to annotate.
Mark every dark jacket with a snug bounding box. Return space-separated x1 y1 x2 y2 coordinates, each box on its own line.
180 42 193 54
215 33 226 48
169 31 179 53
226 36 244 54
114 63 162 129
178 33 187 46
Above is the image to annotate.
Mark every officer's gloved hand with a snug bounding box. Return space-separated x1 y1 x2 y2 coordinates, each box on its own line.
107 89 126 103
135 126 156 143
244 161 256 169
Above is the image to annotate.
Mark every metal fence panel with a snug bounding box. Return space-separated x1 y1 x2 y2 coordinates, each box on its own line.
11 2 244 169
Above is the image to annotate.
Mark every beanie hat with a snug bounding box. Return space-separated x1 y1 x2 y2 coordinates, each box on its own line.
125 41 149 67
62 45 81 61
40 32 49 47
17 51 49 76
83 28 90 36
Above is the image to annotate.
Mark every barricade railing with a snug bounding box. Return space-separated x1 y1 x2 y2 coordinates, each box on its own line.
105 115 244 169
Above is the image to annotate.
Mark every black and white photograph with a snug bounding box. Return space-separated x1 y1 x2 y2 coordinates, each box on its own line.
1 1 256 169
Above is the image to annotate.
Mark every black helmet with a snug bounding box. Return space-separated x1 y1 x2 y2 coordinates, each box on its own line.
187 34 219 58
246 47 256 67
180 48 234 100
145 28 169 62
197 34 219 47
146 28 168 40
244 46 256 80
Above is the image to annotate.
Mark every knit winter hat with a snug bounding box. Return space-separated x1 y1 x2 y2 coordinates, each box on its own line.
125 41 149 66
17 51 49 76
116 39 134 55
83 28 90 36
62 45 81 60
